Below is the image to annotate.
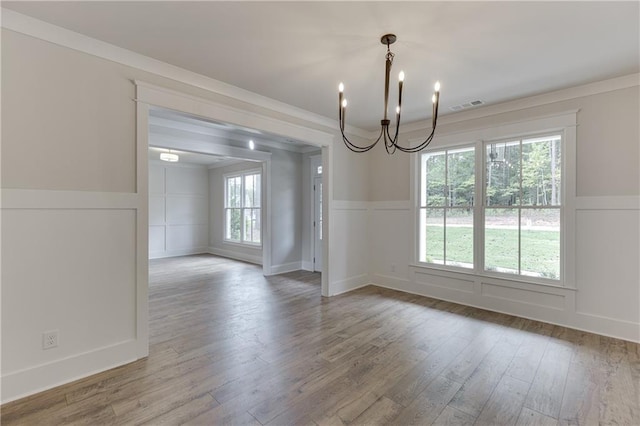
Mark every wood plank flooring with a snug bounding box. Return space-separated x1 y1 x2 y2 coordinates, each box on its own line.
2 254 639 425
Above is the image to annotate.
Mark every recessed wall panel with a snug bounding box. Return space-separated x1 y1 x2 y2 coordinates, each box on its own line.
576 209 640 322
166 167 207 195
1 208 136 373
480 282 565 310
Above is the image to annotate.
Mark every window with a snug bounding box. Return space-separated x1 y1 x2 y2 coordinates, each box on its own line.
225 171 261 245
484 135 561 279
419 146 475 268
418 133 563 282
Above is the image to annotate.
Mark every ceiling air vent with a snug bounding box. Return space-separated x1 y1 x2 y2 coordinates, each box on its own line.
450 100 484 111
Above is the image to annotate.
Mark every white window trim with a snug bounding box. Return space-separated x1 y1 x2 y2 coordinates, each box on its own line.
480 131 564 284
224 168 263 247
417 142 477 271
411 110 577 289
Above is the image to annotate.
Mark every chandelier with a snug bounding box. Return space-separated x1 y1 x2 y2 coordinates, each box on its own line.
338 34 441 154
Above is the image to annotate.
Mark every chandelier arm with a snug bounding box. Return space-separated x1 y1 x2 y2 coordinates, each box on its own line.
391 128 436 153
384 132 397 155
389 107 439 153
389 113 401 144
338 33 442 155
385 125 395 145
340 126 383 153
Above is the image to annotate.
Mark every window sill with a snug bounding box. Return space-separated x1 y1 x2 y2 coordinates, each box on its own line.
409 263 577 291
223 240 262 249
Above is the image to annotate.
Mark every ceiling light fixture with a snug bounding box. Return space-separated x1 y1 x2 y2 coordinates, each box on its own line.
160 151 179 162
338 34 441 154
249 140 255 150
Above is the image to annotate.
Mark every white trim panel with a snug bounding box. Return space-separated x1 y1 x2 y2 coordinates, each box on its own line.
270 262 303 275
367 197 639 342
207 247 262 265
330 274 370 296
1 340 137 404
149 247 209 260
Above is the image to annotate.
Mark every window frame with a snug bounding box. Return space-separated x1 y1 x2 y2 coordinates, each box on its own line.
480 132 563 283
223 169 262 247
418 143 477 270
412 111 577 289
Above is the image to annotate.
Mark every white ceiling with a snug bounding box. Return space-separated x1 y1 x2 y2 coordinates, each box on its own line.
148 107 320 166
148 146 230 167
4 1 639 131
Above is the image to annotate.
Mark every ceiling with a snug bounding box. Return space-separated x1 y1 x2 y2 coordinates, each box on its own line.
148 146 234 167
4 2 639 131
147 107 320 166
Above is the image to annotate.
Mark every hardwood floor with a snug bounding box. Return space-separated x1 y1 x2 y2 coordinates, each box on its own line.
2 254 639 425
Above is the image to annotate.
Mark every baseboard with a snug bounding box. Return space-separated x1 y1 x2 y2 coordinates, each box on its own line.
370 273 411 290
573 312 640 343
271 262 302 275
149 247 208 259
301 261 314 272
330 273 371 296
207 247 262 265
370 274 640 344
1 339 139 404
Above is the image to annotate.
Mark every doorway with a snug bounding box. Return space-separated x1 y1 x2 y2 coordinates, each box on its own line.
136 81 334 342
310 155 323 272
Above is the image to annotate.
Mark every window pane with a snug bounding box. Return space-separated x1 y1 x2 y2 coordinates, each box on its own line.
423 151 446 207
485 208 519 274
447 147 475 207
521 209 560 279
446 209 473 268
253 174 261 207
521 136 562 207
420 208 444 264
244 173 261 208
486 141 520 207
226 176 241 208
226 208 241 241
244 174 254 207
244 208 261 244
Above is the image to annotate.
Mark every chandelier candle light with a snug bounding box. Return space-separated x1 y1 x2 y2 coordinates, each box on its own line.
338 34 441 154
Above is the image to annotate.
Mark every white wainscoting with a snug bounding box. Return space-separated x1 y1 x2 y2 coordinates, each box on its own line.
271 262 304 275
208 246 262 265
368 196 640 342
1 189 145 402
149 162 209 259
329 201 371 295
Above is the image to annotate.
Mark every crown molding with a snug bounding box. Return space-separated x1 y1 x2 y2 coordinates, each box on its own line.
4 8 635 142
400 73 639 135
1 8 371 139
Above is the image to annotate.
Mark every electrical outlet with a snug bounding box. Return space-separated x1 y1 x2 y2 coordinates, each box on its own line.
42 330 58 350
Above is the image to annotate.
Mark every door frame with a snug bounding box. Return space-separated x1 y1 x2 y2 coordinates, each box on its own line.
309 154 323 272
135 81 335 356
